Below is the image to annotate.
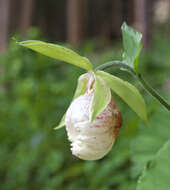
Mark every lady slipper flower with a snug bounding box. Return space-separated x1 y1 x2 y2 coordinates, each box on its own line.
19 23 150 161
65 91 122 160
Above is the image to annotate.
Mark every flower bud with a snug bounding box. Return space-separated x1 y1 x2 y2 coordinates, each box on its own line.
65 92 122 160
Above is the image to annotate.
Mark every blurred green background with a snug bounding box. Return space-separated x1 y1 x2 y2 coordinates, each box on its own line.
0 0 170 190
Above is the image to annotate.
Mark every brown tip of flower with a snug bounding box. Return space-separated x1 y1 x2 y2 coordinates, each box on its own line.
115 112 122 135
113 109 122 138
109 97 123 138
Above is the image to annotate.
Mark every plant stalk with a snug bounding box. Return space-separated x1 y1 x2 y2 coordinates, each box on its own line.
95 61 136 75
137 74 170 111
95 61 170 111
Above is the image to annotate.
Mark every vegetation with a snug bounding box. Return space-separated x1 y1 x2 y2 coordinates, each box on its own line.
0 29 170 190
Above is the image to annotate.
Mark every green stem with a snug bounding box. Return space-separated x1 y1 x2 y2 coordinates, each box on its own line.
95 61 170 111
137 74 170 111
95 61 136 75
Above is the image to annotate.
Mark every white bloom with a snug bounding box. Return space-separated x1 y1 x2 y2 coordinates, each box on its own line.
65 92 122 160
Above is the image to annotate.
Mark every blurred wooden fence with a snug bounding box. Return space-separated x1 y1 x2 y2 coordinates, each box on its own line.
0 0 154 53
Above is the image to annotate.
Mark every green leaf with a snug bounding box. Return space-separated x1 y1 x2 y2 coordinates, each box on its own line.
54 73 91 130
97 71 148 123
73 72 91 99
90 74 111 122
54 114 65 130
121 22 142 73
18 40 93 71
137 140 170 190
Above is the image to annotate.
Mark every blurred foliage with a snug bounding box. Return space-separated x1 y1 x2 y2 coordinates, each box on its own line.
137 140 170 190
130 96 170 178
0 28 170 190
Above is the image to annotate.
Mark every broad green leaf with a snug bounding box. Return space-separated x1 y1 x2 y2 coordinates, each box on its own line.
18 40 93 71
121 22 142 73
90 74 111 122
97 71 148 123
137 140 170 190
54 73 91 130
